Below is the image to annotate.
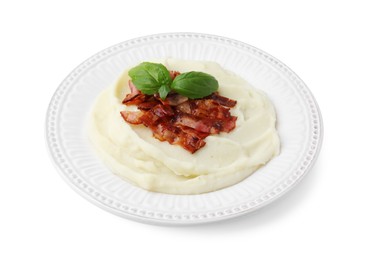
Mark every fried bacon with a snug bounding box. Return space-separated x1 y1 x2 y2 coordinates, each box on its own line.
169 70 181 79
160 92 188 106
122 81 144 105
120 111 143 125
208 92 237 107
120 72 238 153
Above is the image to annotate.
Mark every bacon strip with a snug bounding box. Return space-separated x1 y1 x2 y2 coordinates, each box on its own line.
209 92 237 107
176 99 232 119
122 81 143 105
120 111 143 125
161 93 188 106
120 72 238 153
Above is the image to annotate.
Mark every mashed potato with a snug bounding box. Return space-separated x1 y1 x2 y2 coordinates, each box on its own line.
88 59 280 194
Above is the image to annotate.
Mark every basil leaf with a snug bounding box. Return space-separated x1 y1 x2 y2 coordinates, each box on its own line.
158 85 171 100
128 62 172 95
171 72 219 99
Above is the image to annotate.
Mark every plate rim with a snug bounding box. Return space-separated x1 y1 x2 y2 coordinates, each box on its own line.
45 32 323 225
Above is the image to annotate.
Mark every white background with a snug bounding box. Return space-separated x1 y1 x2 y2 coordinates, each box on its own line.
1 0 367 259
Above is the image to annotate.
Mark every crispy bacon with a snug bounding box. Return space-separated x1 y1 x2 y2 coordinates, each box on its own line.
137 100 160 110
161 93 188 106
169 71 181 79
122 81 143 105
120 111 143 125
176 99 232 119
175 112 213 134
209 92 237 107
128 80 140 95
152 104 174 117
120 72 238 153
151 122 207 153
175 112 236 134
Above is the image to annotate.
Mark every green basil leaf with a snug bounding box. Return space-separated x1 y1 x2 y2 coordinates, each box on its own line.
171 72 219 99
128 62 172 95
158 85 171 100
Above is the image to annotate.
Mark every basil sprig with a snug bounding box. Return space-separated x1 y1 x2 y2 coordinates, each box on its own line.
128 62 219 99
128 62 172 96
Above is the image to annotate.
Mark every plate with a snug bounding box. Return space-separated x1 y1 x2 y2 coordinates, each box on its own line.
45 33 323 225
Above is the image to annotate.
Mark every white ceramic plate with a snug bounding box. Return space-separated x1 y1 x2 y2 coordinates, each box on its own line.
46 33 323 225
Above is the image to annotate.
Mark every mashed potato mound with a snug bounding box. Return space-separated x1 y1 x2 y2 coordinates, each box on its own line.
88 59 280 194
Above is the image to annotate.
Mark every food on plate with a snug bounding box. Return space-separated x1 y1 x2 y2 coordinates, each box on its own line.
88 59 280 194
121 62 238 153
